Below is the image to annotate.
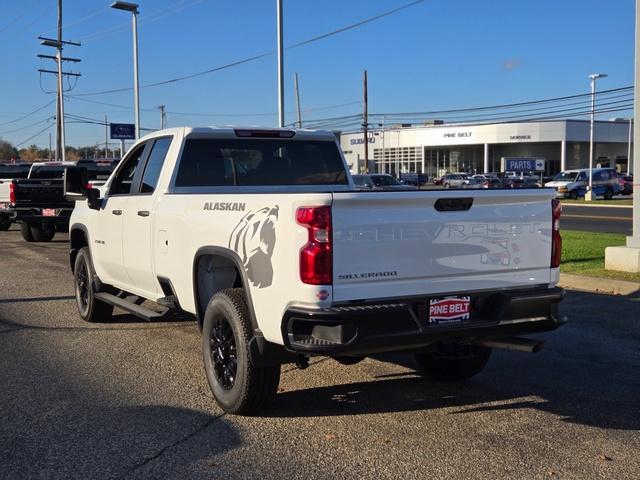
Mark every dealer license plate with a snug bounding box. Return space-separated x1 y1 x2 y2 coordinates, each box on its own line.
42 208 56 217
428 296 471 324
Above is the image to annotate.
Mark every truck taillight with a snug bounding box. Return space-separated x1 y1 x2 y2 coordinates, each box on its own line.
296 206 332 285
551 199 562 268
9 182 15 205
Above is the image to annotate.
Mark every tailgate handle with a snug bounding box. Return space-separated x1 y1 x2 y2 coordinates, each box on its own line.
434 198 473 212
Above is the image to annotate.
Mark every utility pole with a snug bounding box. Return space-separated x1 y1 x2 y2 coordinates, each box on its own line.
294 72 302 128
159 104 166 129
37 0 81 164
363 69 369 174
48 132 52 161
104 115 109 158
277 0 284 127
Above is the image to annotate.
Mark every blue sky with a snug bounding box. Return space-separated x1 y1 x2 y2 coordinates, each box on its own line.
0 0 635 148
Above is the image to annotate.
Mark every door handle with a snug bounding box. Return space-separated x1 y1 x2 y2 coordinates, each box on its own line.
137 210 150 217
112 209 122 216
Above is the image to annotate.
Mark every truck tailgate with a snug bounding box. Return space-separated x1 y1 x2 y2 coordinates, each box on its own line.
331 189 555 302
13 179 69 208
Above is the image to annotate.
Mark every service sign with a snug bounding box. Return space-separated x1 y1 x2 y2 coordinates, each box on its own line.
110 123 135 140
504 157 545 172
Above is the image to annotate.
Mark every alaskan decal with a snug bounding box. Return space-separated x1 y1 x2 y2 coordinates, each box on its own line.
229 206 279 288
204 202 246 211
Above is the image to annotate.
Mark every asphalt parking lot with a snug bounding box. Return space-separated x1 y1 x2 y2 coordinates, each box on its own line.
1 225 639 480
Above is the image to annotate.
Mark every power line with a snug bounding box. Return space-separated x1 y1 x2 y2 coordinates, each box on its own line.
374 86 633 117
72 0 425 96
0 100 56 127
0 117 54 136
14 123 54 148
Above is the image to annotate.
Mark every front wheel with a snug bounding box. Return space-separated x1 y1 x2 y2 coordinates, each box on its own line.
443 183 450 189
415 343 491 381
202 288 280 415
568 190 578 200
74 247 114 323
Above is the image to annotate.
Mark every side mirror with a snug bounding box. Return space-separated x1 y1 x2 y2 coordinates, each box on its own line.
64 166 89 202
87 187 101 210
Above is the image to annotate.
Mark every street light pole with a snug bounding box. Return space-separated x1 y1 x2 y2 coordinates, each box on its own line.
111 2 140 139
586 72 607 201
276 0 284 128
628 118 633 176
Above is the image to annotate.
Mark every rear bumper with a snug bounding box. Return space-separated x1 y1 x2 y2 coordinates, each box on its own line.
14 207 72 224
282 286 565 356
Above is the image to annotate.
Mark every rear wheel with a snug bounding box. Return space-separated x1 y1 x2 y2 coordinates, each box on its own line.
74 247 114 323
202 288 280 415
20 223 35 242
415 343 491 381
31 223 56 242
0 215 11 231
604 187 614 200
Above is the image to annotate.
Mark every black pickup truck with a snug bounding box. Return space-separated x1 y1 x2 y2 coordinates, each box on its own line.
1 161 117 241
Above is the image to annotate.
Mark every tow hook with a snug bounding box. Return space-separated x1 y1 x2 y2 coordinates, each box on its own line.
295 355 310 370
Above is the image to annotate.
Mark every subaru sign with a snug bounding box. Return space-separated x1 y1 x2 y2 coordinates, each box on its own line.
110 123 135 140
503 157 545 172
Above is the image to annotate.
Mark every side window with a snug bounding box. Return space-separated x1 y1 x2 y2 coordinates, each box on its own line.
140 137 172 194
109 142 147 195
577 172 587 181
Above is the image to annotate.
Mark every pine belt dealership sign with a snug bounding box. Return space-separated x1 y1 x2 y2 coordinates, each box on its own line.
503 157 546 172
109 123 135 140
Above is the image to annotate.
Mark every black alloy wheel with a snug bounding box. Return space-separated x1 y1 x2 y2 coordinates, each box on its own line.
210 316 238 390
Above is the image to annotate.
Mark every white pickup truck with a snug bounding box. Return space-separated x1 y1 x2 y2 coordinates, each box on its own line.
65 127 565 414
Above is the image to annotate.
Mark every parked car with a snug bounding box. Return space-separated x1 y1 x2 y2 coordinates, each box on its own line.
353 174 415 190
618 174 633 195
545 168 620 199
399 172 428 186
440 173 468 189
65 126 565 414
469 174 502 188
461 177 491 189
511 177 542 188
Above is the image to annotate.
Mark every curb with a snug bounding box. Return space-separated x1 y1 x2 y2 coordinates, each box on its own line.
558 272 640 296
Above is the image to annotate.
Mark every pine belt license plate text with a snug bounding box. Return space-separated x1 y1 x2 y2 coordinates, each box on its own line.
42 209 56 217
429 296 471 324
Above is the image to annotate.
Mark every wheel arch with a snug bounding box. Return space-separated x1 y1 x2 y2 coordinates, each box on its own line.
193 246 258 332
69 223 90 272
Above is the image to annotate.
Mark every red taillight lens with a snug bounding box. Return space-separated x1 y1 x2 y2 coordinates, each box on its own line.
296 206 332 285
551 199 562 268
9 182 15 205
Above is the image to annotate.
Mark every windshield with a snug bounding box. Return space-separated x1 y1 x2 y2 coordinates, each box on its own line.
371 175 400 186
552 171 579 182
175 139 348 187
29 166 65 179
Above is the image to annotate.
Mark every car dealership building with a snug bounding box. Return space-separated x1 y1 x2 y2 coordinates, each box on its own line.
339 119 633 178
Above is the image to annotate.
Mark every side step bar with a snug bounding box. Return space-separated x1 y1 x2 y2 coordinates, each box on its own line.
474 337 544 353
94 292 168 321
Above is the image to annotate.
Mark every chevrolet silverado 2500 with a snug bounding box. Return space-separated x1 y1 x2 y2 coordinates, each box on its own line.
65 127 565 414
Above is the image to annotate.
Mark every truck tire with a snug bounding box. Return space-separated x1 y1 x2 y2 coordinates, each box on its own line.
31 223 56 242
415 343 491 382
74 247 114 323
202 288 280 415
604 187 613 200
0 215 10 231
568 190 578 200
20 223 35 242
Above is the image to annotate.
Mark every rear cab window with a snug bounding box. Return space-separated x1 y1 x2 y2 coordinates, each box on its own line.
174 138 348 187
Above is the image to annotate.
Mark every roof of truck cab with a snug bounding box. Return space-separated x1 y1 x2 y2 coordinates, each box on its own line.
138 126 337 142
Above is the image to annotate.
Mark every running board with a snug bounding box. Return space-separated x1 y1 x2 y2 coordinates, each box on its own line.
94 292 168 321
